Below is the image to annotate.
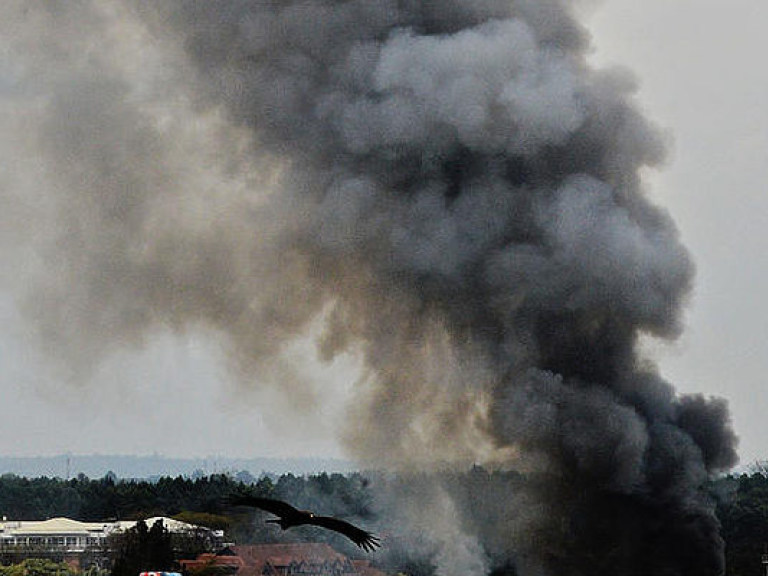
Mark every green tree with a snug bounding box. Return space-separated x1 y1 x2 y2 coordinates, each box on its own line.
110 519 175 576
716 474 768 576
0 559 77 576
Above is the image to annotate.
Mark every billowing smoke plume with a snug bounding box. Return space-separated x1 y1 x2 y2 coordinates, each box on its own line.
0 1 737 575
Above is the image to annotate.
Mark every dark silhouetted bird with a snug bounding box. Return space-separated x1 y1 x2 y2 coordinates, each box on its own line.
225 494 380 552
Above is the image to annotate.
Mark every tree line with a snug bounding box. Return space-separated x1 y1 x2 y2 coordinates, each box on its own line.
0 471 374 547
1 469 768 576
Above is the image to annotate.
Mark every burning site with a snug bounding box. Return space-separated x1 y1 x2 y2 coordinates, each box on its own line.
0 1 740 576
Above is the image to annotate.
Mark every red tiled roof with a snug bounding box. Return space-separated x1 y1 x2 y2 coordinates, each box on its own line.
180 543 378 576
179 552 243 573
230 543 349 566
352 560 388 576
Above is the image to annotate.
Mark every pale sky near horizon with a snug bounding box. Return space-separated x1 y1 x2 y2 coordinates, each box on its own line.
0 1 766 467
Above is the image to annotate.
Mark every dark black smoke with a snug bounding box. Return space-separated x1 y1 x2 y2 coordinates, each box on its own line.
0 1 737 575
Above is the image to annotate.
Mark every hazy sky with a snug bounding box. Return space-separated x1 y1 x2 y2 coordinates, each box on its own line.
0 1 766 466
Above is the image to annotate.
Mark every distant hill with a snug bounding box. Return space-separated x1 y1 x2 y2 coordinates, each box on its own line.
0 454 356 479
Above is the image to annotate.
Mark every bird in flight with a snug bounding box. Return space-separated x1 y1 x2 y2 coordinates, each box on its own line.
225 494 381 552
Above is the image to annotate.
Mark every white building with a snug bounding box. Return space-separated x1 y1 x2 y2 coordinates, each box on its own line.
0 516 215 554
0 517 116 552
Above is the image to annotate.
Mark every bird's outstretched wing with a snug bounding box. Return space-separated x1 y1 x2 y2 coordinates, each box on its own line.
224 494 381 552
224 494 301 518
308 515 381 552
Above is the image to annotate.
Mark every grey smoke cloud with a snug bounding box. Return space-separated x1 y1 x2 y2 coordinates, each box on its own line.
0 1 737 575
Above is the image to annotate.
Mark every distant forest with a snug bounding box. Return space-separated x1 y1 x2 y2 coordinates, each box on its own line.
0 469 768 576
0 455 354 480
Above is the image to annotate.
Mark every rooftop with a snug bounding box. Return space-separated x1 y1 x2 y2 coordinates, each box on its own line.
0 518 111 536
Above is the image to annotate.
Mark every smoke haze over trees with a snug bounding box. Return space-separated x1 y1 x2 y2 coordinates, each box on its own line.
0 2 738 576
0 470 767 576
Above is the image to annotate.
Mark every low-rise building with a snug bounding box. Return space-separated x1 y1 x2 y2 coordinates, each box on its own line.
0 517 115 553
